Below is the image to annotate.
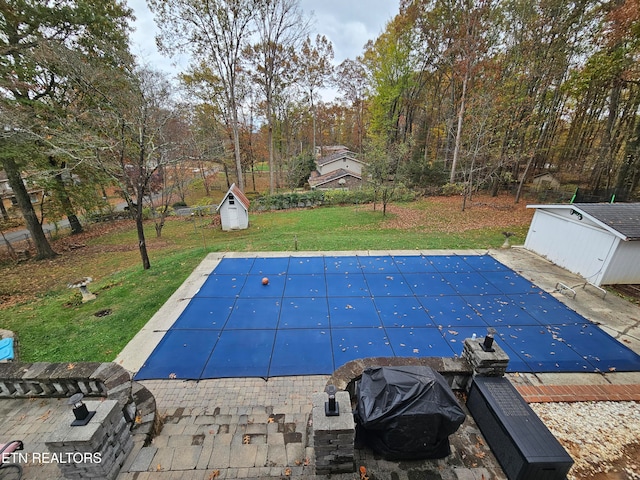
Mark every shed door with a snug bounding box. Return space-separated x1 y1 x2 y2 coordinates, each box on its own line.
526 211 615 281
228 206 239 229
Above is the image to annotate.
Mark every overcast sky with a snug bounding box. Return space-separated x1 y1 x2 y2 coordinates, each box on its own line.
126 0 399 94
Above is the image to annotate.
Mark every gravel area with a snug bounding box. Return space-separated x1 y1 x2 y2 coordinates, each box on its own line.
531 401 640 480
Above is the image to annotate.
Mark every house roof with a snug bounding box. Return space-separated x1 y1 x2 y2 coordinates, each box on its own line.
308 168 361 188
528 203 640 241
316 150 365 167
216 183 250 212
316 145 349 157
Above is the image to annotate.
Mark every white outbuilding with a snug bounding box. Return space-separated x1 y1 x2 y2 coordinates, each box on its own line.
216 183 250 231
524 203 640 286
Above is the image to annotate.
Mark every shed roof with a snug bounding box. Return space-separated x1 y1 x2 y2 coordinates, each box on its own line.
528 203 640 241
216 183 250 212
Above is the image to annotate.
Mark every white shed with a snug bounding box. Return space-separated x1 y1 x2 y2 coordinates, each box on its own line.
216 183 250 231
525 203 640 286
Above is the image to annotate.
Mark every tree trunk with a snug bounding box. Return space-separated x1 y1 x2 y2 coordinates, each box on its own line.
310 92 317 156
2 157 57 259
267 93 276 195
154 215 165 238
49 157 83 234
615 113 640 199
268 119 275 194
0 199 9 221
134 204 151 270
231 106 245 192
591 82 621 192
55 180 82 235
515 153 534 204
450 71 468 184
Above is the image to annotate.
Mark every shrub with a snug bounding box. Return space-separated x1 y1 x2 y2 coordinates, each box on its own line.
254 190 325 211
441 183 466 196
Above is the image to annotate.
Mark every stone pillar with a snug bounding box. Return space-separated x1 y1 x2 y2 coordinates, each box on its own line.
462 337 510 378
312 391 355 475
45 400 133 480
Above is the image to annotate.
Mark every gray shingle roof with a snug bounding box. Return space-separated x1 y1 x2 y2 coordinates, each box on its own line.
316 150 357 166
308 168 361 187
573 203 640 240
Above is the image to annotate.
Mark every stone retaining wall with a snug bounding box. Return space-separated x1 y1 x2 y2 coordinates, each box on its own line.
328 355 474 402
0 362 157 443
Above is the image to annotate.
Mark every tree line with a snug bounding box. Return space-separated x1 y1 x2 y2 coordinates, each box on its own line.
1 0 639 267
356 0 640 206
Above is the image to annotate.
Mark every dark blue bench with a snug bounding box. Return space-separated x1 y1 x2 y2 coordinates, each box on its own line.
467 376 573 480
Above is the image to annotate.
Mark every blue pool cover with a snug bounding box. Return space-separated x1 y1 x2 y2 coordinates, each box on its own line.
135 254 640 380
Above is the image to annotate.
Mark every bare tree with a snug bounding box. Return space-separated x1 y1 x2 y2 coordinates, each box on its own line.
148 0 259 192
245 0 309 194
70 65 181 269
335 58 368 155
295 35 334 155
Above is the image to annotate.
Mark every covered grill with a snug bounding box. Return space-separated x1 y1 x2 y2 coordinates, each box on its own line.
355 366 466 460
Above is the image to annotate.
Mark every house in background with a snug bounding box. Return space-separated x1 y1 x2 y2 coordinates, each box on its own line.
0 170 45 215
216 183 250 231
531 172 561 190
315 145 349 158
525 203 640 285
308 147 367 190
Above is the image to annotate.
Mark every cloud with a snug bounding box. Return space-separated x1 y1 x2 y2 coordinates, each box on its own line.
300 0 398 62
127 0 187 78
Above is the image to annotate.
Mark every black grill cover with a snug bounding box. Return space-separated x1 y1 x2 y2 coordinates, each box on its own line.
355 366 466 460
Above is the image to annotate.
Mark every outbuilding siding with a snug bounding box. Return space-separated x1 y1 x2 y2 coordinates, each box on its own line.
525 203 640 286
601 240 640 285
